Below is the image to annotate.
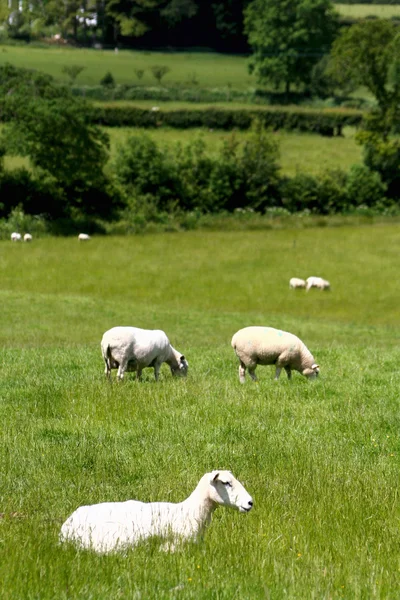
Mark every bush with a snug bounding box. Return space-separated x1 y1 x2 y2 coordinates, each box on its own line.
345 164 387 207
100 71 116 88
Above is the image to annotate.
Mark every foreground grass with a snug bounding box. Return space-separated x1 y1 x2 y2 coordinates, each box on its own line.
1 227 400 598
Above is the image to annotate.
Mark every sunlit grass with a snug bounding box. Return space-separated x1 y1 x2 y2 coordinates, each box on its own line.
335 3 400 19
0 228 400 598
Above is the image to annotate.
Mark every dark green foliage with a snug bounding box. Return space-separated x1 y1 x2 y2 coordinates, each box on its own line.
93 104 362 134
62 64 85 85
345 164 387 206
245 0 339 94
100 71 116 88
150 65 171 84
0 64 114 220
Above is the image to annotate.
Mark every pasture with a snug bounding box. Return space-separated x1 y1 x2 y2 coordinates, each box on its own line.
335 3 400 19
1 227 400 599
0 45 252 89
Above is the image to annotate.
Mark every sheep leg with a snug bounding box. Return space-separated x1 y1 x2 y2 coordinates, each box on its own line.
274 367 282 380
117 359 129 381
136 368 143 381
284 366 292 380
239 361 246 383
248 368 258 382
154 362 161 381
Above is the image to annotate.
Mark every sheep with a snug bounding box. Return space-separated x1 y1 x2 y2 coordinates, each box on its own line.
23 233 32 242
60 470 253 553
11 232 21 242
306 276 330 291
78 233 91 241
231 326 319 383
289 277 306 289
101 326 188 381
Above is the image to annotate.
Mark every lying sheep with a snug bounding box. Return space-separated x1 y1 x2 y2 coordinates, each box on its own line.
231 326 319 382
78 233 91 241
289 277 306 289
60 470 253 553
23 233 32 242
306 276 330 291
101 326 188 381
11 232 21 242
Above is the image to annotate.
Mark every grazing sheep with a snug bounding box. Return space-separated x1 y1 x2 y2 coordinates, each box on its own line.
306 276 330 291
78 233 91 241
101 326 188 381
60 470 253 553
23 233 32 242
289 277 306 289
11 232 21 242
231 326 319 382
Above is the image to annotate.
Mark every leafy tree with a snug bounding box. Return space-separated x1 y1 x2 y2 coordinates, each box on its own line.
328 20 400 138
150 65 170 84
244 0 339 95
0 64 112 219
62 64 85 85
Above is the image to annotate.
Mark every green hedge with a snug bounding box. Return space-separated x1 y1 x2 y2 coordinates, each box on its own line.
92 105 363 136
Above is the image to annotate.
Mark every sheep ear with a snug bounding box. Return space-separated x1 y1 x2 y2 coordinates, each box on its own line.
210 471 220 483
180 355 186 362
312 364 319 370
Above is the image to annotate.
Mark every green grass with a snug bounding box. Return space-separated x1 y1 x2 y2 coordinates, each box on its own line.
335 3 400 19
105 126 362 176
0 45 253 89
1 227 400 598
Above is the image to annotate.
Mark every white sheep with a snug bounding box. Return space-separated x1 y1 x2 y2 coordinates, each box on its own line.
23 233 32 242
60 470 253 553
78 233 91 241
289 277 306 289
11 232 21 242
306 276 330 291
231 326 319 382
101 326 188 381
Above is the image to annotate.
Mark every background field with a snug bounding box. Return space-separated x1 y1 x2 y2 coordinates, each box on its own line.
335 3 400 19
1 227 400 599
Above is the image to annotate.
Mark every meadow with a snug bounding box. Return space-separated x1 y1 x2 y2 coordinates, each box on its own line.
1 226 400 599
335 3 400 19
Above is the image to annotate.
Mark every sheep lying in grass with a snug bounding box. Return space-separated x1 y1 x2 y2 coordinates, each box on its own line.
306 276 330 291
289 277 306 289
231 326 319 382
101 326 188 381
60 470 253 553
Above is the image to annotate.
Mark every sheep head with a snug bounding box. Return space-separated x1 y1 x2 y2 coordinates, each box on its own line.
208 470 253 513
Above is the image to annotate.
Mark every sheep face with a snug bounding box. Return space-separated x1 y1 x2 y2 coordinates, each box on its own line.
208 471 253 513
170 355 189 377
302 363 320 379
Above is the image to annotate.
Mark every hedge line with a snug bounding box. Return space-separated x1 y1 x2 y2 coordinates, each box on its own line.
92 105 364 136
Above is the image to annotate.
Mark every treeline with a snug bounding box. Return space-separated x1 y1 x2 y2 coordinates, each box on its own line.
2 0 252 53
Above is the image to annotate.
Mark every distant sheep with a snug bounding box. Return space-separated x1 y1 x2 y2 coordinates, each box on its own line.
78 233 91 241
101 326 188 381
306 276 330 291
289 277 306 289
60 470 253 553
11 232 21 242
231 326 319 382
23 233 32 242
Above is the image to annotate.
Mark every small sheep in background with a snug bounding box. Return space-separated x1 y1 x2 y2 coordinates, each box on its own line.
23 233 32 242
289 277 306 289
231 326 319 382
101 326 188 381
306 276 330 291
11 232 21 242
60 470 253 553
78 233 91 241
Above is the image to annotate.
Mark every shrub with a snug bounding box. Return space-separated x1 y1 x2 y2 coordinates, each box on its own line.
345 164 387 207
100 71 116 88
150 65 171 84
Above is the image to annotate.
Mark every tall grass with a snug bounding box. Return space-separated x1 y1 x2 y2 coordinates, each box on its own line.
1 228 400 598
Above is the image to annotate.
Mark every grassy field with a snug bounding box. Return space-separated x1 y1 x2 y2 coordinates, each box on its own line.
3 125 362 177
335 3 400 19
0 45 253 89
1 226 400 599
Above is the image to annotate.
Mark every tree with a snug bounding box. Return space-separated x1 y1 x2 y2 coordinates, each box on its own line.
0 64 112 219
328 20 400 138
244 0 339 95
